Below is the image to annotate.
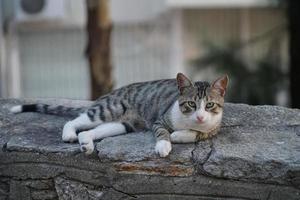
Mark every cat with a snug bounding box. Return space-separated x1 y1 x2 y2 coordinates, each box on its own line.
10 73 228 157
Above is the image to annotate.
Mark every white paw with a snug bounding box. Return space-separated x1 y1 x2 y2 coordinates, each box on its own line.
155 140 172 157
62 122 77 143
10 105 22 113
78 132 94 155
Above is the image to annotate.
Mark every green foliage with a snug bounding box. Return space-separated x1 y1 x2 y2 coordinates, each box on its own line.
191 41 288 105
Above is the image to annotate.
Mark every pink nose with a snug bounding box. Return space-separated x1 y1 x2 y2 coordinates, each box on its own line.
197 116 204 123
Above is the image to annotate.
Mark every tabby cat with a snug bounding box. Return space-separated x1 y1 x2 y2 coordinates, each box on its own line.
11 73 228 157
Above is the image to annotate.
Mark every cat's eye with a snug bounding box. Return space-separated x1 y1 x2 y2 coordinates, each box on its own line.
206 102 215 109
187 101 196 108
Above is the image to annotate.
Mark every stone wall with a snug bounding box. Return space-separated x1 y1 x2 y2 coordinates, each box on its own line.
0 99 299 200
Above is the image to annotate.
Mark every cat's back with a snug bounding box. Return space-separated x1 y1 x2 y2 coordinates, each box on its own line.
98 78 179 115
107 78 178 100
122 78 177 90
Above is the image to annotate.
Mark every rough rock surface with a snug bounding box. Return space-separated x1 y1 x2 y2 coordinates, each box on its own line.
0 98 299 200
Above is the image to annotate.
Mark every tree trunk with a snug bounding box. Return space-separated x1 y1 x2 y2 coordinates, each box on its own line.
288 0 300 108
86 0 113 100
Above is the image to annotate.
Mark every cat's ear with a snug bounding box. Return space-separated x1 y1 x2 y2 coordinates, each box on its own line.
176 73 193 94
211 75 229 97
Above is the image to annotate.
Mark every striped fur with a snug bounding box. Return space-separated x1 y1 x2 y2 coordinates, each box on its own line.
11 104 85 118
11 73 228 157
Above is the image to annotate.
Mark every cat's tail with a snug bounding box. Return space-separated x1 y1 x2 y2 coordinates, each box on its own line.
10 104 85 117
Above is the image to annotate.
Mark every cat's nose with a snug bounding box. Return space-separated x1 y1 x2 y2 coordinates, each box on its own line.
197 116 204 123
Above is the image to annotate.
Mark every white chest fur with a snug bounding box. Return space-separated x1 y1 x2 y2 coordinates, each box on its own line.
170 101 222 133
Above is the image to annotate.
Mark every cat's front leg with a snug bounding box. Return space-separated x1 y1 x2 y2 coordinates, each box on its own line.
78 122 128 155
153 121 172 157
170 130 198 143
155 139 172 158
78 131 95 154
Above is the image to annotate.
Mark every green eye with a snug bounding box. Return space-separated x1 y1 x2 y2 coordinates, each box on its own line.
187 101 196 108
206 102 215 109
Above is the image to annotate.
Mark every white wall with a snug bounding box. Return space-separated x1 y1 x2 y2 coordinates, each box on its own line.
167 0 271 8
18 29 90 99
0 1 4 97
1 0 90 99
111 10 185 88
111 0 167 24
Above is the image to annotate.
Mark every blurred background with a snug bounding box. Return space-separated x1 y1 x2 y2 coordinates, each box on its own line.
0 0 299 108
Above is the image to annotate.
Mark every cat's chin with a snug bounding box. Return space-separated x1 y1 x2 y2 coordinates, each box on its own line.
190 127 217 134
190 121 220 133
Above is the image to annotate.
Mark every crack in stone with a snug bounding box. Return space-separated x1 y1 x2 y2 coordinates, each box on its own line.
0 162 107 174
200 140 215 177
191 142 198 160
191 143 198 174
191 139 215 176
1 142 7 152
205 140 214 164
110 186 137 199
119 192 257 200
266 190 272 200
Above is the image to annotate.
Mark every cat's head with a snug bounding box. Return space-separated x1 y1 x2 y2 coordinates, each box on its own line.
176 73 228 132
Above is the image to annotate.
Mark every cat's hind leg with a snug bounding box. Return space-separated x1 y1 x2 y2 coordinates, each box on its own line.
62 112 102 142
78 122 132 154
